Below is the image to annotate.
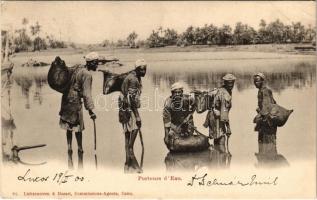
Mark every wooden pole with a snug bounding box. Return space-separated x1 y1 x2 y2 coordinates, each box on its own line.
93 119 98 169
138 129 144 168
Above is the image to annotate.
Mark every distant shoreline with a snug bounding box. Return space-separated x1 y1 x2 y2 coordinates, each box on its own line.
11 43 316 57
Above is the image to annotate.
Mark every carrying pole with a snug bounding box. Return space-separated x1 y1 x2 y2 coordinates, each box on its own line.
138 129 144 168
93 119 98 169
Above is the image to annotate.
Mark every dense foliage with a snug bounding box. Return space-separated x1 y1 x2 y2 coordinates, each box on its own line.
101 19 316 48
2 18 68 53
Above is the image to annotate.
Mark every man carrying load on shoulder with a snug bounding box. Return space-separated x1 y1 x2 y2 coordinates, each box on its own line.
163 82 196 148
253 72 293 155
59 52 98 162
203 74 236 152
253 73 277 149
118 59 146 165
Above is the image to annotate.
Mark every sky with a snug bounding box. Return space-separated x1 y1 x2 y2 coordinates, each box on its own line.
1 1 316 44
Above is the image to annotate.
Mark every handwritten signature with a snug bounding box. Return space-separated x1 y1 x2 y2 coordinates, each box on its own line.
17 169 86 185
187 173 278 187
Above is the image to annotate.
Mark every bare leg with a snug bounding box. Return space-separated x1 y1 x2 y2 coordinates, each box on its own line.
68 149 74 170
224 135 231 155
75 132 83 169
75 132 83 152
124 131 130 162
66 130 74 169
66 130 72 152
128 130 138 156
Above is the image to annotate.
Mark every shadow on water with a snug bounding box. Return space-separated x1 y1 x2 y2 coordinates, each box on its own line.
164 145 231 172
150 62 316 92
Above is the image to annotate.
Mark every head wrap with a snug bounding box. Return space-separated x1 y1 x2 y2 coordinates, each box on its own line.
85 52 99 62
171 82 183 91
253 72 265 80
135 59 147 68
222 73 236 81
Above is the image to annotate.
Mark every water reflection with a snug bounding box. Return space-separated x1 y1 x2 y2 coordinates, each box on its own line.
3 59 315 169
2 69 16 162
14 75 32 109
67 150 84 170
150 62 316 92
2 69 47 165
255 142 289 168
68 150 74 169
124 152 143 173
33 73 47 105
13 67 48 109
165 145 231 172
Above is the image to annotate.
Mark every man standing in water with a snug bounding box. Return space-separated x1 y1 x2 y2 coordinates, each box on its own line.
163 82 196 149
203 74 236 153
118 59 146 170
253 73 278 151
59 52 98 168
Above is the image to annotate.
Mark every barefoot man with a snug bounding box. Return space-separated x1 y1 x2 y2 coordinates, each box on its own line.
118 59 146 171
59 52 98 168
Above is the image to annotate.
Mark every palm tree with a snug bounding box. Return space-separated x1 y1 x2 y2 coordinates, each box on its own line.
30 21 41 51
126 31 138 48
22 18 29 29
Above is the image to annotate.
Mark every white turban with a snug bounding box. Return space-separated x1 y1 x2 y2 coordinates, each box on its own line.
253 72 265 80
135 59 147 68
171 82 183 91
85 52 99 62
222 73 236 81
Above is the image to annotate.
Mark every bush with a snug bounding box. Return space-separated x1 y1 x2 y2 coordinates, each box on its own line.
33 37 47 51
48 39 67 49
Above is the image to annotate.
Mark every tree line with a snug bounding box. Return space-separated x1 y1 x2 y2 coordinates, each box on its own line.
102 19 316 48
1 18 70 53
2 18 316 53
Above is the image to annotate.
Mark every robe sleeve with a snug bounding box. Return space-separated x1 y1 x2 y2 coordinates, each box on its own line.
163 99 172 128
81 71 94 111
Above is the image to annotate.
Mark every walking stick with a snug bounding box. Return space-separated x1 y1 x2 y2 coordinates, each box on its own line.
226 136 230 155
138 129 144 168
93 119 97 169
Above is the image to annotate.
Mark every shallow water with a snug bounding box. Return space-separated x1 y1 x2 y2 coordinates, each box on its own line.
2 51 316 172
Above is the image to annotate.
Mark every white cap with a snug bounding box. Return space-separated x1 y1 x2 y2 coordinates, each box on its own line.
222 73 236 81
135 59 147 68
253 72 265 80
171 82 183 91
85 52 99 62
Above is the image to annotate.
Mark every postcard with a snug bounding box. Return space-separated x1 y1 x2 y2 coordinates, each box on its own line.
1 1 316 198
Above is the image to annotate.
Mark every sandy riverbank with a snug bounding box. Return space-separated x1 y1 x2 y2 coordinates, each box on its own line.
10 43 316 58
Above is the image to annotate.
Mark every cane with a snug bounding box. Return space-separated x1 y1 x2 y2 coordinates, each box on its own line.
93 119 98 169
138 129 144 168
226 136 230 155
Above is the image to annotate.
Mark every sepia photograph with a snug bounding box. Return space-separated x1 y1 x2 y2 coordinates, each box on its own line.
1 1 316 198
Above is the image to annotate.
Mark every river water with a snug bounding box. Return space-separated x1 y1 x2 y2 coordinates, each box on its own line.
2 51 316 172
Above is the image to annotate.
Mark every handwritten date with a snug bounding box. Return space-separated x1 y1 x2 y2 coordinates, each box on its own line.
17 169 85 184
